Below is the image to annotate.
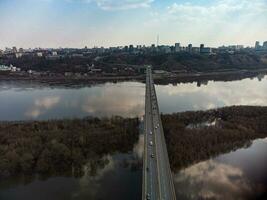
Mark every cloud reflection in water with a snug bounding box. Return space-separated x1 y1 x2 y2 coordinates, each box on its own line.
25 96 61 118
174 160 263 200
156 77 267 113
81 83 145 118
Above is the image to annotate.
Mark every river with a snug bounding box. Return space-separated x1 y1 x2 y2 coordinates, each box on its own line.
0 75 267 199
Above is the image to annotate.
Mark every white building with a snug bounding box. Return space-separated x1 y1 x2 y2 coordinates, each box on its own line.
36 52 43 57
0 65 10 71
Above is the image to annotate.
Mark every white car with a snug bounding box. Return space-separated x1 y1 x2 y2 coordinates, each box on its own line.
149 141 153 146
150 131 152 135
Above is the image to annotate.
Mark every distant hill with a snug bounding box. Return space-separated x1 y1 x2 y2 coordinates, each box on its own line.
1 51 267 74
101 52 267 72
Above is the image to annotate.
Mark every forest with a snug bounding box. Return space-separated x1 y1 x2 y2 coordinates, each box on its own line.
0 117 139 178
1 105 267 178
162 105 267 172
100 51 267 72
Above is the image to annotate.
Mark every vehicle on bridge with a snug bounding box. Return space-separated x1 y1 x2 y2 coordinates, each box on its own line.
143 65 176 200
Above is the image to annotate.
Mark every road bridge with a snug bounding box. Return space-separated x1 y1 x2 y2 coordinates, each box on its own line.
142 66 176 200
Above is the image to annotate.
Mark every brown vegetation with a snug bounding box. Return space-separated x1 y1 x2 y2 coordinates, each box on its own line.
0 117 139 178
1 105 267 179
101 52 267 72
162 106 267 172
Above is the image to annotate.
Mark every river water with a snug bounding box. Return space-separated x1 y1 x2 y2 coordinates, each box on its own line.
0 75 267 199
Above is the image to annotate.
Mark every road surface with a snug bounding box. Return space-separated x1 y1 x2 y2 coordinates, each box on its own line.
142 66 176 200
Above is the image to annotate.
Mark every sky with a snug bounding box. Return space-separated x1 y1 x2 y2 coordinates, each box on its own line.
0 0 267 49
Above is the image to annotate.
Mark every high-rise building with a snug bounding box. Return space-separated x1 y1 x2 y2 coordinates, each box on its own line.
263 41 267 49
160 45 171 53
255 41 260 49
175 43 180 52
12 46 17 53
151 44 156 52
200 44 212 54
188 44 192 52
5 47 12 53
124 45 129 52
129 45 134 53
200 44 204 53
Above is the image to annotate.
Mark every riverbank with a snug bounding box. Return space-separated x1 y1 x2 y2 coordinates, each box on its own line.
154 68 267 84
1 68 267 86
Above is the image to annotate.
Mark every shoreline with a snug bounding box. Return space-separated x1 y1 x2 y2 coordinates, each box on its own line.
0 68 267 86
153 68 267 84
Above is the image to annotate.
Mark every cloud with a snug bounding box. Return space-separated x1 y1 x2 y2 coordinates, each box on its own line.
174 160 254 200
81 83 144 117
133 134 144 159
156 77 267 112
166 0 267 22
35 96 61 109
81 0 154 10
25 96 60 118
71 155 115 198
25 108 43 118
146 0 267 46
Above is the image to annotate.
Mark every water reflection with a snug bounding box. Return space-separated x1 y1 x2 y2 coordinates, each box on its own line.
175 160 253 200
25 96 61 118
0 82 145 121
0 130 144 200
81 84 144 118
157 76 267 113
1 77 267 199
0 153 142 200
133 134 144 160
1 77 267 120
174 138 267 200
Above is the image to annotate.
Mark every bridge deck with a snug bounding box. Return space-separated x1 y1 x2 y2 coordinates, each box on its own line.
142 66 176 200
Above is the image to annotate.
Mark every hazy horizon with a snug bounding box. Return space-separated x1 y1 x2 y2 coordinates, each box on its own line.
0 0 267 49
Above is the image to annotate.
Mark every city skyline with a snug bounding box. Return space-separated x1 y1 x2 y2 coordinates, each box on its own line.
0 0 267 49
